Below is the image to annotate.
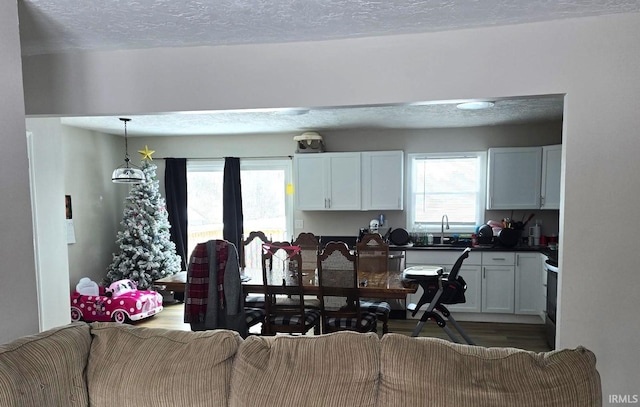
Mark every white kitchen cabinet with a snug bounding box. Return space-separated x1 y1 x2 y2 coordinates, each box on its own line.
481 252 516 313
540 145 562 210
361 151 404 210
295 151 404 211
294 153 361 210
487 147 542 209
446 265 482 313
514 252 543 315
482 266 515 313
406 250 548 318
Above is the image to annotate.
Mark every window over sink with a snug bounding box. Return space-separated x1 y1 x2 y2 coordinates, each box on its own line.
407 152 486 233
186 159 293 255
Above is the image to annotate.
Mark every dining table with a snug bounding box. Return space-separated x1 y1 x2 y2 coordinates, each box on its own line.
153 267 417 300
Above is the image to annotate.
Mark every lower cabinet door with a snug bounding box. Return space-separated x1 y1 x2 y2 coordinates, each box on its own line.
481 265 515 313
447 265 481 313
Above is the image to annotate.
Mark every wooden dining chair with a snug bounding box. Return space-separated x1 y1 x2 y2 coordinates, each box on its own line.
355 234 392 334
242 231 272 309
261 242 321 335
241 231 272 271
317 242 377 334
291 232 320 277
183 239 264 337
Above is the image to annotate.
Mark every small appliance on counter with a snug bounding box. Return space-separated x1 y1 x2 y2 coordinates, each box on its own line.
476 224 494 245
389 228 410 246
528 221 542 246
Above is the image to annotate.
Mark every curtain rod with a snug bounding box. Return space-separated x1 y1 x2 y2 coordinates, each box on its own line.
162 155 293 160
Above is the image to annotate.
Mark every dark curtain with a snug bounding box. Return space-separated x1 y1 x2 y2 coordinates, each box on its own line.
164 158 188 271
223 157 244 253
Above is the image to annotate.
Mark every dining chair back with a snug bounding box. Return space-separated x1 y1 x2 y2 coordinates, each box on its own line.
261 242 321 335
317 242 377 333
355 233 392 333
184 239 264 337
356 233 389 273
292 232 320 279
241 231 271 271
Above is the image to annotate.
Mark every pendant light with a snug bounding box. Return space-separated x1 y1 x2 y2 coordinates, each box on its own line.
111 118 145 184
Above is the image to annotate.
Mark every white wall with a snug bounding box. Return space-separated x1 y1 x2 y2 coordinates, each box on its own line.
0 0 39 343
24 119 72 330
126 122 562 237
18 12 640 399
60 124 127 286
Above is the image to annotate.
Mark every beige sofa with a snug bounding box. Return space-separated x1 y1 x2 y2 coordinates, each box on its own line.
0 322 601 406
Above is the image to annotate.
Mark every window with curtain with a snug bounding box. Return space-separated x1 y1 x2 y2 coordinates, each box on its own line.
408 152 486 233
186 159 293 255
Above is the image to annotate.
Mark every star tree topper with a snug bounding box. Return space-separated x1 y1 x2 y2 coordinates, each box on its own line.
138 145 155 160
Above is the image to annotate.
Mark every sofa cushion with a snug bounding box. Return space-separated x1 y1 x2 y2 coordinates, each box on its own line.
378 334 602 407
230 332 380 407
87 322 242 407
0 322 91 407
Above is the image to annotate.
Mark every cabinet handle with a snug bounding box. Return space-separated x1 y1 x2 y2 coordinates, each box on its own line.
327 198 331 208
492 257 506 261
516 254 519 267
483 267 486 279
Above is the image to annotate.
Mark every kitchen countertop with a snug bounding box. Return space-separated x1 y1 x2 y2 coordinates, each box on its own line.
319 235 558 259
391 244 559 267
391 244 556 254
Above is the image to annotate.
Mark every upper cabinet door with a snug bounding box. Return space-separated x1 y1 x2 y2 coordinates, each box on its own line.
540 145 562 210
294 153 361 210
294 155 327 210
487 147 542 210
326 153 361 210
361 151 404 210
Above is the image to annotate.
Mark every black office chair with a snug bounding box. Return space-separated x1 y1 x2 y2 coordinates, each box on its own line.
404 247 475 345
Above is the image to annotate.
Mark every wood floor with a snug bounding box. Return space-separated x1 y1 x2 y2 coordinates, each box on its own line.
135 302 552 352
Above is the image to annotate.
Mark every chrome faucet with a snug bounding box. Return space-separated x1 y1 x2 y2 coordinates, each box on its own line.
441 214 449 244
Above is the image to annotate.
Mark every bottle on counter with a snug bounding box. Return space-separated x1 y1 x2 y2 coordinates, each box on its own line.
427 233 434 245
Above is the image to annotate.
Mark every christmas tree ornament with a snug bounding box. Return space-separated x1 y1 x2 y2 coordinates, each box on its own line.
138 145 155 161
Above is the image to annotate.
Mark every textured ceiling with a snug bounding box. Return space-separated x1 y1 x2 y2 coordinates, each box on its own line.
20 0 636 135
60 96 564 137
18 0 640 57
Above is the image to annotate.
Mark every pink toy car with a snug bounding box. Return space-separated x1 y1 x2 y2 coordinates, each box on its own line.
70 279 163 323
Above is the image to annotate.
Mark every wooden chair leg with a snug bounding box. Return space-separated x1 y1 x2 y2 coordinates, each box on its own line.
380 313 389 334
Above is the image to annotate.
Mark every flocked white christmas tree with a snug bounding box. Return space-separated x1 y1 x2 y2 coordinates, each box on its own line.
104 146 181 289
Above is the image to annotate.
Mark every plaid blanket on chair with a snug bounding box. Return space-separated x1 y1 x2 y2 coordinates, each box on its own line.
184 243 209 323
184 240 231 324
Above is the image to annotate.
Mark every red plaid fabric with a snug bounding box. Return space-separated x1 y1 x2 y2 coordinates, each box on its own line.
184 243 209 323
184 240 231 323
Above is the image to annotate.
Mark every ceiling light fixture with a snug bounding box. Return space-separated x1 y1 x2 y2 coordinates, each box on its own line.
456 101 495 110
111 118 145 184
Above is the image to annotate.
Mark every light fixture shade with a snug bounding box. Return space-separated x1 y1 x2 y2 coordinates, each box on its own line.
112 166 145 183
456 101 495 110
112 117 146 184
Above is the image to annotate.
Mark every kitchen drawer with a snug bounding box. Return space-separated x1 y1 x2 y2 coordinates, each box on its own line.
481 252 515 266
405 250 481 266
